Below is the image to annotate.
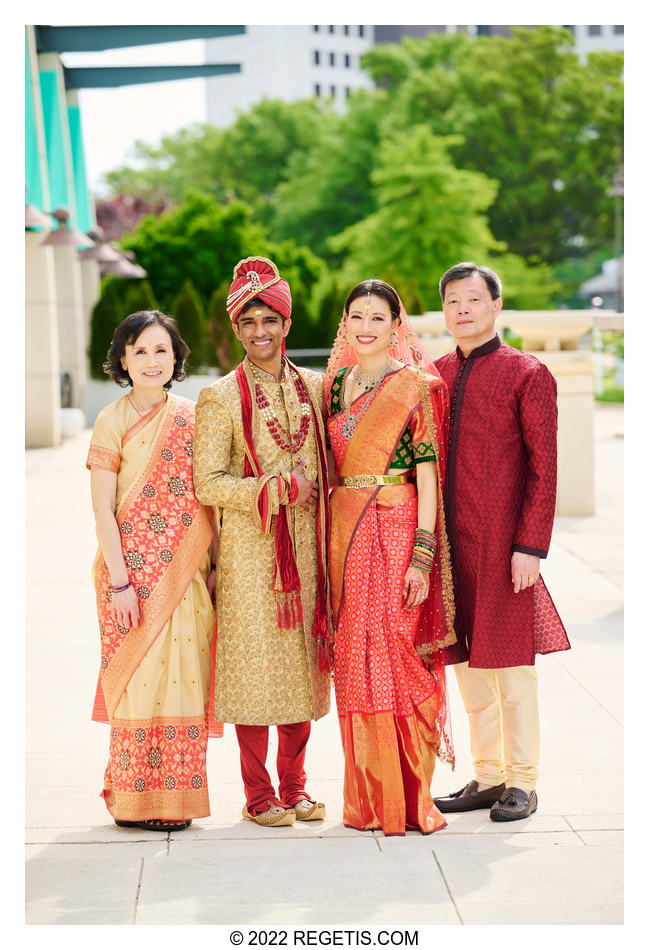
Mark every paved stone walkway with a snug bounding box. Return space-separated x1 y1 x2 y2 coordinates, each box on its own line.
25 405 623 925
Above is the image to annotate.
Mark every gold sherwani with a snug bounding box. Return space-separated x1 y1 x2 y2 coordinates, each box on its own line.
193 359 331 725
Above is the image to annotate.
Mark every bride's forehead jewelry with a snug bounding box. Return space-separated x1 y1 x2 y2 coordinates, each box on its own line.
363 291 372 313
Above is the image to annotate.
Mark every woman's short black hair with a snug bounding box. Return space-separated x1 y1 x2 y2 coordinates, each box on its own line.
102 310 189 389
344 279 401 320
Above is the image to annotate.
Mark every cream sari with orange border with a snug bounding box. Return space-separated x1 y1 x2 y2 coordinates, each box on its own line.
87 392 220 822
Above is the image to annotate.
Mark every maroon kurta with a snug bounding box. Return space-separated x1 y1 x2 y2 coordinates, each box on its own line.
435 336 570 668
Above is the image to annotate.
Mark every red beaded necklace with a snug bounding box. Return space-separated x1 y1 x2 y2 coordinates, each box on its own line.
253 363 311 454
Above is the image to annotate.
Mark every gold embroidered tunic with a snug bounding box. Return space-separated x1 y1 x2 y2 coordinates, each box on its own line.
193 359 331 725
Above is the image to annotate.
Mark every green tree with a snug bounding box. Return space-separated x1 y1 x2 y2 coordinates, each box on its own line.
330 126 504 307
362 27 624 264
206 283 245 374
120 191 270 312
88 278 124 379
103 99 331 227
311 272 348 349
171 280 208 372
272 89 386 258
122 278 159 315
217 98 332 219
266 240 326 348
103 123 228 205
491 254 562 310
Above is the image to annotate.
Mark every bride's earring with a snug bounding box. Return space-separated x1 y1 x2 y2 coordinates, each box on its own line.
390 329 398 348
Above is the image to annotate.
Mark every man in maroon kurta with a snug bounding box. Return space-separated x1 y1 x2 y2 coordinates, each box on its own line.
432 262 570 821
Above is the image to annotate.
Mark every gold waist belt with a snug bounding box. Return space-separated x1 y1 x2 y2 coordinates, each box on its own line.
341 474 410 489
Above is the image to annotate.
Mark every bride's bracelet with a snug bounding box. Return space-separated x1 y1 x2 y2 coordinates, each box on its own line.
410 527 436 574
409 551 433 574
414 528 436 547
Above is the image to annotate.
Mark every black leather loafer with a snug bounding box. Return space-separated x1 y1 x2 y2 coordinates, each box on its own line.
489 787 538 821
434 779 506 813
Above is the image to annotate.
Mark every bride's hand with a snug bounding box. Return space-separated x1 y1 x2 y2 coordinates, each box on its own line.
402 566 430 610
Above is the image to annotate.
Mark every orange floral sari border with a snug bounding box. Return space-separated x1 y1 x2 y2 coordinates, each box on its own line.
86 443 121 473
110 710 212 728
103 787 210 820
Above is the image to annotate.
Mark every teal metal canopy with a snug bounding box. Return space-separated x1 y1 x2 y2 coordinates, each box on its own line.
35 25 245 53
63 63 240 89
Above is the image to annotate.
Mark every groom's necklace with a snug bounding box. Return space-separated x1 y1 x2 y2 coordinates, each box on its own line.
352 358 394 393
251 359 311 454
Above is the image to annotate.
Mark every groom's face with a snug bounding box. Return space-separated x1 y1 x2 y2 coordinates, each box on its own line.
234 305 289 367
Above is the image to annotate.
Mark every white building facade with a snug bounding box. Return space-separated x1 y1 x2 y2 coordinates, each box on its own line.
205 25 374 127
569 24 624 58
204 24 623 128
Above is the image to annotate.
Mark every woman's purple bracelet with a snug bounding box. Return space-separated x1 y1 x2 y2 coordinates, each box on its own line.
109 581 132 593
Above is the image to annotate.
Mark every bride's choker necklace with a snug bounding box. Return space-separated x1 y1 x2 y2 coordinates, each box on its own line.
352 359 394 392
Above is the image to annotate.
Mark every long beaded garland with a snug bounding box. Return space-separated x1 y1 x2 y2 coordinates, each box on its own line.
254 365 311 454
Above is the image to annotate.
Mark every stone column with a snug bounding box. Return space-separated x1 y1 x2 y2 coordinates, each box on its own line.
25 231 61 447
79 256 101 358
496 311 597 517
536 351 595 516
53 244 87 415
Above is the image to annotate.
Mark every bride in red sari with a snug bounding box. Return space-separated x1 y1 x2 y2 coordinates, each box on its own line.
325 279 457 836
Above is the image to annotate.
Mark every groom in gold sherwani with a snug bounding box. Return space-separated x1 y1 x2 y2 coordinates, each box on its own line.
193 256 331 827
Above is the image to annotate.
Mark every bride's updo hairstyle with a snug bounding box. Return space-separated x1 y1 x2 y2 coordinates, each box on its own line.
344 279 401 321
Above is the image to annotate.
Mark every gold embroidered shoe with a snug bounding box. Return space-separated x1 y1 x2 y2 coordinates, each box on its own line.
292 799 326 821
242 802 296 827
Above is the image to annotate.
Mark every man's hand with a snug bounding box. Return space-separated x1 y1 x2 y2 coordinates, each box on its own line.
291 460 318 508
511 552 541 593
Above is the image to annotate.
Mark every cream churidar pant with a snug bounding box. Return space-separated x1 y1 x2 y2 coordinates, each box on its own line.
454 662 539 792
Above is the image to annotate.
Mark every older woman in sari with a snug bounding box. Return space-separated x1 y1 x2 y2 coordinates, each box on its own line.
325 279 457 836
87 310 221 831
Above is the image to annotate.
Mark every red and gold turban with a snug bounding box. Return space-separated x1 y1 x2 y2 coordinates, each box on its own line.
226 256 292 324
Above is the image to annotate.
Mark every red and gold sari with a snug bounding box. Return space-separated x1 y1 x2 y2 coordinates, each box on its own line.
327 366 456 835
87 392 221 822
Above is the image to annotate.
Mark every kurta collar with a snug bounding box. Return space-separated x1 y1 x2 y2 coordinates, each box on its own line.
245 355 289 383
456 335 501 361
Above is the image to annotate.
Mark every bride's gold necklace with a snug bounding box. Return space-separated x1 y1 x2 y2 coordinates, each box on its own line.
351 358 394 393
